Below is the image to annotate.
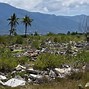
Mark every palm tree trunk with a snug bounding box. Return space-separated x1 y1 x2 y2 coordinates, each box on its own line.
25 24 27 37
10 26 13 36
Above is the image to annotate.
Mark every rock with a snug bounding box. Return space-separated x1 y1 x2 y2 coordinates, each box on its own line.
85 82 89 88
15 65 26 71
78 84 83 89
54 67 71 78
85 64 89 72
29 74 43 83
49 70 56 79
72 68 80 73
28 78 32 83
27 68 40 74
0 80 4 85
55 67 71 74
29 74 43 79
4 78 26 87
0 75 7 80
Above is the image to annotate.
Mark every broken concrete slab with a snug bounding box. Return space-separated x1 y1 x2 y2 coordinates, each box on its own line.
4 78 26 87
29 74 43 79
15 64 26 71
85 82 89 88
0 75 7 80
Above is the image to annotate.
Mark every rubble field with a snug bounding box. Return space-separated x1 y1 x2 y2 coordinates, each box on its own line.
0 35 89 89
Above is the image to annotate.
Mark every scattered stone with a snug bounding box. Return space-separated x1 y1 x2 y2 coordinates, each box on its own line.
27 68 40 74
49 70 56 79
78 84 83 89
85 82 89 88
4 78 26 87
29 74 43 79
15 64 26 71
0 75 7 80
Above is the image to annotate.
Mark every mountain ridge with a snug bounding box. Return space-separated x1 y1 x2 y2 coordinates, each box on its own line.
0 3 88 34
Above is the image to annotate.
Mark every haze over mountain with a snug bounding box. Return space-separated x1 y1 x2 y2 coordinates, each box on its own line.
0 3 88 35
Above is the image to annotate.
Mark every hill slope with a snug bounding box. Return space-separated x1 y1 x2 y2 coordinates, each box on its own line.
0 3 87 34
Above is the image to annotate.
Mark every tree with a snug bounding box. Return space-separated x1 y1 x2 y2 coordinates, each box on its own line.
22 15 33 37
8 13 19 36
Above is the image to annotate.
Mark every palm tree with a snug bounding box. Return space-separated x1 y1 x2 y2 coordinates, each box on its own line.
8 13 19 36
22 15 33 37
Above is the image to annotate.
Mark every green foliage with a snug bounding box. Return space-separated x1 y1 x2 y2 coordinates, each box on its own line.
46 32 55 36
73 51 89 62
22 15 33 37
31 40 41 49
34 53 64 70
0 48 18 72
0 48 29 72
34 31 39 36
0 58 18 72
17 56 29 65
15 35 23 44
8 13 19 36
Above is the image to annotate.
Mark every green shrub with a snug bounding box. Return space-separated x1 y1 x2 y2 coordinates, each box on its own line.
31 40 41 49
15 36 23 44
0 48 18 72
34 53 64 70
0 58 18 72
17 56 29 65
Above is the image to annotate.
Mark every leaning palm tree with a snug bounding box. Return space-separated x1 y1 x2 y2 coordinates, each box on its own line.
8 13 19 36
22 15 33 37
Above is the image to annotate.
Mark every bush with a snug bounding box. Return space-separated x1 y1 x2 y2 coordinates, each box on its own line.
0 58 18 72
31 40 41 49
15 36 23 44
0 48 18 72
17 56 29 65
34 53 64 70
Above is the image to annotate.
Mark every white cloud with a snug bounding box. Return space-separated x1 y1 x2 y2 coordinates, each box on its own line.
0 0 89 15
0 0 42 10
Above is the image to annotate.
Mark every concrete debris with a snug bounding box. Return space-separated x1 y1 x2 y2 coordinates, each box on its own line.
29 74 43 79
0 75 7 80
85 82 89 88
49 70 56 79
55 67 71 74
4 78 26 87
78 84 83 89
15 65 26 71
27 68 40 74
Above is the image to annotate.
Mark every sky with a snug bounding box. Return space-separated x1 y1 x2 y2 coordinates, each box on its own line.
0 0 89 16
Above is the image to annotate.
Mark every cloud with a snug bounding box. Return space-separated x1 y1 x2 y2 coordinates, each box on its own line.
0 0 89 15
0 0 42 10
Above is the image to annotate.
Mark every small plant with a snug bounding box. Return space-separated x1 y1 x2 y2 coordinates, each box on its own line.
34 53 64 70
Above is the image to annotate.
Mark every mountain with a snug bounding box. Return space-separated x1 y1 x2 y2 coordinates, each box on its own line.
0 3 88 35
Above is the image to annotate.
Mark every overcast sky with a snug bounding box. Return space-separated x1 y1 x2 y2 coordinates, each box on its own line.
0 0 89 16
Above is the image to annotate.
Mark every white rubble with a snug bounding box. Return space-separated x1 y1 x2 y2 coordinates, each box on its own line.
4 78 26 87
55 67 71 74
15 64 26 71
54 67 71 78
30 74 43 79
85 82 89 88
49 70 56 79
0 80 4 85
0 75 7 80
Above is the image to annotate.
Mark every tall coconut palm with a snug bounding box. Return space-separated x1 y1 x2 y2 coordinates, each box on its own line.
8 13 19 36
22 15 33 37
